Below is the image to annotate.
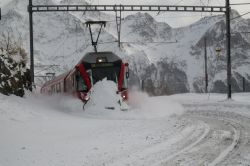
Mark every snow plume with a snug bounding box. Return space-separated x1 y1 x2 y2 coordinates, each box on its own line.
128 87 184 119
5 79 183 121
77 79 184 119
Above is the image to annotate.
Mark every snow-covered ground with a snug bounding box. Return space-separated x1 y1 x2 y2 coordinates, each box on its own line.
1 81 250 166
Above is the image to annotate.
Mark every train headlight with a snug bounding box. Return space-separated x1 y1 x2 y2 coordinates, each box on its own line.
96 57 107 63
85 96 90 101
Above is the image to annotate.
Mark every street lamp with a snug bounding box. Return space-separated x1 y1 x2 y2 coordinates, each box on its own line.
215 47 221 57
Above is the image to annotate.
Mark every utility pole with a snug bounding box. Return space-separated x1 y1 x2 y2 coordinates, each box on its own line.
28 0 35 90
226 0 232 99
242 77 245 92
204 37 208 93
141 80 144 92
115 5 122 48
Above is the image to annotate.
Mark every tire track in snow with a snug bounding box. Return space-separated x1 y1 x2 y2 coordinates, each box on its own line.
152 121 210 166
128 121 210 166
105 120 210 166
207 119 240 166
183 110 249 166
209 115 250 166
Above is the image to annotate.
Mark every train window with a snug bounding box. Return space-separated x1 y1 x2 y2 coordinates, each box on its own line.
76 72 87 91
122 72 128 89
87 70 93 86
58 84 61 93
91 66 120 84
61 83 63 92
72 76 74 86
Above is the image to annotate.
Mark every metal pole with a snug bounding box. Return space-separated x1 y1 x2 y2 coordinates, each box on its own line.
119 6 122 48
226 0 231 99
28 0 34 90
204 37 208 93
141 80 144 92
115 5 122 48
0 8 1 20
243 77 245 92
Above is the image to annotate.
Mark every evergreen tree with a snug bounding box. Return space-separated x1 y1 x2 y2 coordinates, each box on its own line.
0 32 31 97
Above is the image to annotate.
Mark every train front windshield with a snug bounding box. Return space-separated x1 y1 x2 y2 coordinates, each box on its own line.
90 63 120 84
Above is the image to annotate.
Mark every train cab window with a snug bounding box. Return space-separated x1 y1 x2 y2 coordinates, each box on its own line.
76 72 87 91
91 66 120 84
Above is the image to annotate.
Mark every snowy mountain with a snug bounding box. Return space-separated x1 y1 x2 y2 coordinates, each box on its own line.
0 0 250 95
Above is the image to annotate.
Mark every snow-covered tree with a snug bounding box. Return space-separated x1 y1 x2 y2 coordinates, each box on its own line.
0 32 31 97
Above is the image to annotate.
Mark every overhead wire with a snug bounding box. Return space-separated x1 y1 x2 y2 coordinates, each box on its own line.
231 11 250 20
230 2 250 6
154 0 222 22
174 0 186 5
121 41 178 44
104 13 212 23
35 65 59 75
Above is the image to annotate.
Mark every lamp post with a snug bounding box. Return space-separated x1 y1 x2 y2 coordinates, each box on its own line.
225 0 232 99
28 0 34 90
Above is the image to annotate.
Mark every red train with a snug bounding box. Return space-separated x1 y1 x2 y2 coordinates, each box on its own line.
41 52 129 102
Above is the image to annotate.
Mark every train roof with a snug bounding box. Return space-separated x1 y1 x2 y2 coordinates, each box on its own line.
78 52 122 64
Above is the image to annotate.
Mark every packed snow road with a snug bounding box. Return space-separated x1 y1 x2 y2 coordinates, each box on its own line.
103 102 250 166
166 103 250 166
0 92 250 166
